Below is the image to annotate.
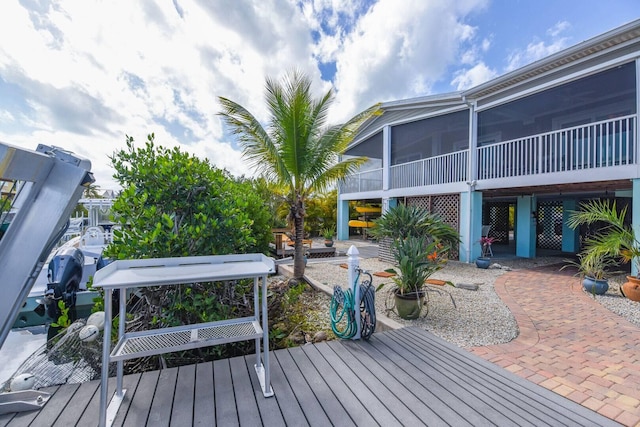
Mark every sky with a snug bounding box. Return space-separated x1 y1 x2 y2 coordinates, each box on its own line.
1 0 639 191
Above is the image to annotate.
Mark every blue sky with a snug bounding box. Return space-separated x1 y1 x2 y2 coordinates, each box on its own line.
0 0 638 189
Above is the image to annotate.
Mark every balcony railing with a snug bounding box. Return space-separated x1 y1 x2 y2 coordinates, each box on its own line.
477 115 637 179
340 115 638 195
390 150 468 189
339 168 383 193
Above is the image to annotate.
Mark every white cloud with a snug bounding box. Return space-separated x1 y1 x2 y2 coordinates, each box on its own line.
451 62 497 90
506 21 571 71
2 0 609 193
328 0 487 121
548 21 571 38
0 110 15 123
0 0 320 189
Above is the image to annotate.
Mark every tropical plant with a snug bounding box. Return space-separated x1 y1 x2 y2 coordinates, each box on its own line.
388 236 449 295
107 134 272 260
218 70 381 280
321 227 334 240
479 236 497 257
369 204 459 248
567 199 640 276
305 189 337 236
562 251 616 281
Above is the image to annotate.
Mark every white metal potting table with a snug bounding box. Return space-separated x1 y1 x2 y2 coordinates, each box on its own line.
93 254 276 427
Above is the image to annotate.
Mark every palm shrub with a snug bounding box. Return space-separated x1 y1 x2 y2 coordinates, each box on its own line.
369 204 459 249
567 199 640 275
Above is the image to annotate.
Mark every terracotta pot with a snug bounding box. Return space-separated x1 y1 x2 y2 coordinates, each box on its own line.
394 290 425 320
324 239 333 248
622 276 640 302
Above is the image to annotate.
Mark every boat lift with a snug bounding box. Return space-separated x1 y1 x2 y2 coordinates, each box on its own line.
0 142 93 413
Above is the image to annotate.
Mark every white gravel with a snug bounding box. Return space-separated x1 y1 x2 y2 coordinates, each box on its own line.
301 239 640 348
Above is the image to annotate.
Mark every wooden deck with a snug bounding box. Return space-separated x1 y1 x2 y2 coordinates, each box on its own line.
0 327 618 426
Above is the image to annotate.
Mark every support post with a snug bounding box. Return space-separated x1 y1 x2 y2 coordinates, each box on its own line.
347 245 361 339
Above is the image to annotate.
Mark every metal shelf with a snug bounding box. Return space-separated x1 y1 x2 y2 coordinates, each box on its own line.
93 254 276 427
110 318 262 361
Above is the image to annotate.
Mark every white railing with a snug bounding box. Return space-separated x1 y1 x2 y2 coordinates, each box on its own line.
477 115 637 179
339 168 383 193
340 115 637 194
390 150 468 189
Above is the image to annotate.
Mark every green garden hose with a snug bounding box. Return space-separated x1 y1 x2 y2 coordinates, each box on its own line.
330 269 376 340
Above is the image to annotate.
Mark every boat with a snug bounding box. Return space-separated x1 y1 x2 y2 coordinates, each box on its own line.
13 227 111 329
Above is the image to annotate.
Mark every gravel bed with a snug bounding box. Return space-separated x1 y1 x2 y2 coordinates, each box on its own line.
592 274 640 326
302 239 640 348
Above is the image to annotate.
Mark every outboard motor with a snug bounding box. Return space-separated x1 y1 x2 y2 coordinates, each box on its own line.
45 246 84 320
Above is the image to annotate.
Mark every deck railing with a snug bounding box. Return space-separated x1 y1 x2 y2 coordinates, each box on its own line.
390 150 469 189
477 115 637 179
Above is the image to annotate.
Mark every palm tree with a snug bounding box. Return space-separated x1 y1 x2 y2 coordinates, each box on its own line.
83 183 102 199
218 70 381 279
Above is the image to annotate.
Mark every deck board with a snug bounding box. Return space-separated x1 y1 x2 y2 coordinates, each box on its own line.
192 363 214 426
263 350 309 426
52 381 99 427
312 341 404 426
242 356 286 427
331 339 446 426
229 356 262 427
299 343 379 426
147 366 178 427
30 383 79 427
122 370 159 427
393 328 608 426
354 333 480 426
170 365 196 427
272 349 331 427
213 358 238 427
0 327 620 426
287 346 355 427
110 372 142 427
390 329 553 425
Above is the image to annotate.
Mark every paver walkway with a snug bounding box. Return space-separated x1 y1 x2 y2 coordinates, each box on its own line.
471 265 640 427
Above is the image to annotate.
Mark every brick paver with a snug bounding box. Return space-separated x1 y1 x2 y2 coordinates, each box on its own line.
470 265 640 427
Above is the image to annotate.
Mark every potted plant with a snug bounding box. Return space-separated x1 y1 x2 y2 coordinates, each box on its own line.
383 235 451 319
370 204 459 319
567 199 640 301
561 251 616 296
321 227 334 247
475 236 496 268
479 236 497 257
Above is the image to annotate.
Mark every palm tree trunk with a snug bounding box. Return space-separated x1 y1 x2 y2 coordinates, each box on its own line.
292 199 306 279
